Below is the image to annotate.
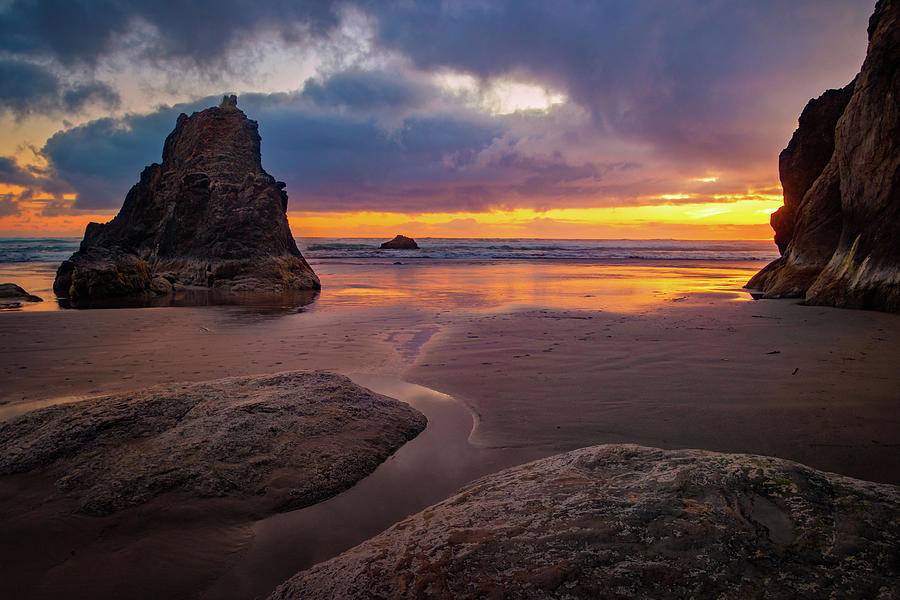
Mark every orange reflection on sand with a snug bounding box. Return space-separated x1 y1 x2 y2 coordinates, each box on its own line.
309 260 769 313
2 258 768 313
330 287 405 298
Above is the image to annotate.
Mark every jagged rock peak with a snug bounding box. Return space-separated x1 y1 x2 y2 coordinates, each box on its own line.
219 94 238 109
54 99 320 307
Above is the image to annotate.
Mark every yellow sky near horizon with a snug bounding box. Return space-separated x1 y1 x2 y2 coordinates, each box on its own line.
0 193 780 240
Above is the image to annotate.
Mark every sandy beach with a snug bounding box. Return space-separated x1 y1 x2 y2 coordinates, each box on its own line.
2 257 899 598
3 258 898 484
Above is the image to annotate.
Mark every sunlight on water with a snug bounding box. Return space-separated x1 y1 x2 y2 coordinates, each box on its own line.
0 237 773 313
307 260 767 313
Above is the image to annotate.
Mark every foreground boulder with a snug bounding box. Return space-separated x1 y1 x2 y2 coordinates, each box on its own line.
53 95 319 307
0 371 425 516
0 283 42 307
271 445 900 599
380 235 420 249
748 0 900 311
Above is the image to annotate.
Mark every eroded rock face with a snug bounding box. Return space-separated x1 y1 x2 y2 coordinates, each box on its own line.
380 235 420 249
271 445 900 600
769 82 855 255
0 371 426 517
53 95 319 307
748 0 900 311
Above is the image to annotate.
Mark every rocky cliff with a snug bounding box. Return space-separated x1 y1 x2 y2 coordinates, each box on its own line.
748 0 900 311
53 95 319 307
271 445 900 600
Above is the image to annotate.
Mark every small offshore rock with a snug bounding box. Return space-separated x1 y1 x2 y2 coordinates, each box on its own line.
380 235 419 250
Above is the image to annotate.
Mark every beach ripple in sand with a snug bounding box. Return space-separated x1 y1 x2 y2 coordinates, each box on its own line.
271 444 900 600
0 371 426 516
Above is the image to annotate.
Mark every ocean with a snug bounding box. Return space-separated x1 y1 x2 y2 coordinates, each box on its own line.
0 237 778 312
0 237 778 265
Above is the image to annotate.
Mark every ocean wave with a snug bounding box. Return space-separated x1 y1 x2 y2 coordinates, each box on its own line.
1 237 780 264
0 238 81 263
296 237 779 262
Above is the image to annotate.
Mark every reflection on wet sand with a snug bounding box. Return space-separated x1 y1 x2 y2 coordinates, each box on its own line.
0 258 769 314
57 288 320 310
307 259 769 313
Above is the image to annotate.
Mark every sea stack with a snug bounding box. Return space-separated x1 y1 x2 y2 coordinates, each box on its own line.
747 0 900 312
54 95 319 306
380 235 419 249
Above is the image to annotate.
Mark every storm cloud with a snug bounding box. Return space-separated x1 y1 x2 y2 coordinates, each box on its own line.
0 59 120 116
0 0 339 65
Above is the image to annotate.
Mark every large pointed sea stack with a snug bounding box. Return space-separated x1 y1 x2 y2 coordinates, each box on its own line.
54 95 319 306
747 0 900 311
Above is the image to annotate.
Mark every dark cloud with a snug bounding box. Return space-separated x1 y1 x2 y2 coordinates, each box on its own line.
41 103 202 208
0 60 60 115
0 193 21 218
0 155 40 186
62 81 121 112
42 90 509 212
35 197 79 217
41 84 645 214
0 59 120 116
0 0 337 116
301 69 434 111
371 0 871 164
0 0 339 66
0 155 76 218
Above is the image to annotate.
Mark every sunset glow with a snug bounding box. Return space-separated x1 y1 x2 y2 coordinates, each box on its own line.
0 191 784 239
0 1 870 240
287 196 780 240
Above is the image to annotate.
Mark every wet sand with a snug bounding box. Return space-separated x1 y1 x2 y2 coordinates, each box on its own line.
1 258 899 598
408 298 900 484
204 375 551 600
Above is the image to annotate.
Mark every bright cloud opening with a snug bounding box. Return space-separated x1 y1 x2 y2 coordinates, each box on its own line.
433 71 567 115
482 79 567 114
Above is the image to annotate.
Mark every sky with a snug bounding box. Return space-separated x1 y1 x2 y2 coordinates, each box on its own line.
0 0 874 239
